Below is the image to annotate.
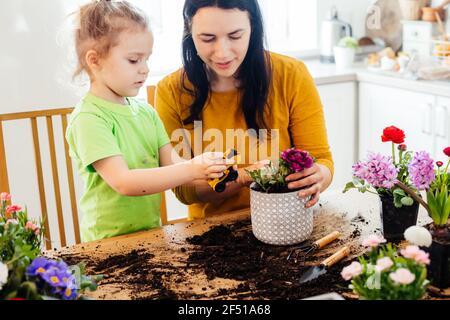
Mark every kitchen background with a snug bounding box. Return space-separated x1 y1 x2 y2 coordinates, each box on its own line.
1 0 450 247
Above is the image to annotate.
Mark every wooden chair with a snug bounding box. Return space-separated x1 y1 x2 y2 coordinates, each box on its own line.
147 85 187 225
0 108 79 249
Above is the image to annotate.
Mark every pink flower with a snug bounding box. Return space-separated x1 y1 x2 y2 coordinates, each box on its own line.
352 153 398 189
25 221 40 235
362 235 387 248
281 148 314 173
376 257 394 272
401 246 430 265
6 205 22 215
0 192 11 202
389 268 415 285
341 261 363 281
25 221 37 231
5 205 22 219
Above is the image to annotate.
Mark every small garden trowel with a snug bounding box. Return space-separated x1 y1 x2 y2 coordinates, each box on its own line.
299 246 350 284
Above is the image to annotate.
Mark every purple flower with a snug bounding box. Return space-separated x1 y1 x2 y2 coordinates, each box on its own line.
26 257 78 300
281 149 314 173
61 277 78 300
408 151 436 190
26 257 58 277
352 153 398 189
41 268 67 288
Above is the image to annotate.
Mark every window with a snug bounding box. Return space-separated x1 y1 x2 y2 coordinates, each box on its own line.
259 0 318 54
132 0 319 81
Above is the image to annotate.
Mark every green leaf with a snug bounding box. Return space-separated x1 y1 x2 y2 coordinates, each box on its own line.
427 191 442 225
401 196 414 207
343 182 356 193
441 193 450 225
393 188 406 197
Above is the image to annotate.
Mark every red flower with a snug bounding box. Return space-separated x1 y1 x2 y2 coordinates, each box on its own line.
381 126 405 144
437 161 444 167
444 147 450 157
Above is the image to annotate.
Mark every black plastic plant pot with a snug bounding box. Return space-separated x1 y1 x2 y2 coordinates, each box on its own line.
427 239 450 289
379 194 420 242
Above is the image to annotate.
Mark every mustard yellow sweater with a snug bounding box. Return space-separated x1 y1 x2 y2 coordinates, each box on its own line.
156 52 333 219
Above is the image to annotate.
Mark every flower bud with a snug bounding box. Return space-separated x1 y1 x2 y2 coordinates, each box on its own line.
398 144 407 152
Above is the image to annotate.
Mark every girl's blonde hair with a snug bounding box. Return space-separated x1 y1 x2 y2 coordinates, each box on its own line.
74 0 149 78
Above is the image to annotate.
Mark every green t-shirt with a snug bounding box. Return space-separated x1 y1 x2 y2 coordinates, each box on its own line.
66 93 170 242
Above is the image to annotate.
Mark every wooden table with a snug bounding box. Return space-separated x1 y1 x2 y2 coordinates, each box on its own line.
49 191 435 300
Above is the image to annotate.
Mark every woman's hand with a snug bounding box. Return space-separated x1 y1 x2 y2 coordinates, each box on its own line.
189 152 234 180
285 164 332 209
236 160 271 188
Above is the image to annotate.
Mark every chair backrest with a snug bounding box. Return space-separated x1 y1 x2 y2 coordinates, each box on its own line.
147 85 188 226
0 108 80 249
147 85 169 225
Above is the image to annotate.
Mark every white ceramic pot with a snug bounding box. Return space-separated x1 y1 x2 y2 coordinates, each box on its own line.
250 183 314 246
333 46 355 70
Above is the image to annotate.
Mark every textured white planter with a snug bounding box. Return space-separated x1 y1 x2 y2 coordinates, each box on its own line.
250 183 314 246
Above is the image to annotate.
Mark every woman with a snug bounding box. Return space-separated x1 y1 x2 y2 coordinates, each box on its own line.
156 0 333 220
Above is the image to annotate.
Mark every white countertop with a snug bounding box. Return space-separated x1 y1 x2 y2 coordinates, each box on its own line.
303 59 450 98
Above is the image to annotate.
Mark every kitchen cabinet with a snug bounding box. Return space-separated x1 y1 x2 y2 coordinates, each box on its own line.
317 82 357 192
435 96 450 161
359 82 450 161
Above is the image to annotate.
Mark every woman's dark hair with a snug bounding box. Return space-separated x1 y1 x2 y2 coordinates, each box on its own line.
181 0 272 132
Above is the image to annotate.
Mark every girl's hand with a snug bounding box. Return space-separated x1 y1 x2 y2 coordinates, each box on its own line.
236 160 271 188
285 164 331 209
189 152 234 180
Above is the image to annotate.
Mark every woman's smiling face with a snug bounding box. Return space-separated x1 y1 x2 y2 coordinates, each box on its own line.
191 7 251 81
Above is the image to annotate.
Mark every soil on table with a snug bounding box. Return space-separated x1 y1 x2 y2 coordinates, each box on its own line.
53 211 369 300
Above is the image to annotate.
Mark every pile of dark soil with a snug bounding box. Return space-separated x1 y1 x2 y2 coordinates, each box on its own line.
55 219 354 300
57 248 182 300
186 219 350 300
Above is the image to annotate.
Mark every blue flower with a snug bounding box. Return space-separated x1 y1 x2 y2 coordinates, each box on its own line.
41 268 66 288
26 257 57 277
61 279 78 300
26 257 79 300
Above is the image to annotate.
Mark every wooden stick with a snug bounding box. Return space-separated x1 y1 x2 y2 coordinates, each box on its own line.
395 182 430 214
314 231 341 249
322 247 350 268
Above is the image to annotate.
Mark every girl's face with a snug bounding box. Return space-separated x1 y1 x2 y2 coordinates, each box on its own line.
191 7 251 83
94 28 153 102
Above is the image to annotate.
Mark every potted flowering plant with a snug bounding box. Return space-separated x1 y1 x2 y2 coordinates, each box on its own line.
396 148 450 289
344 126 420 241
247 148 315 246
341 234 429 300
334 36 359 69
0 192 100 299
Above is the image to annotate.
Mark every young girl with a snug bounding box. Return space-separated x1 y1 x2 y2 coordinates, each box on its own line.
66 0 231 242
